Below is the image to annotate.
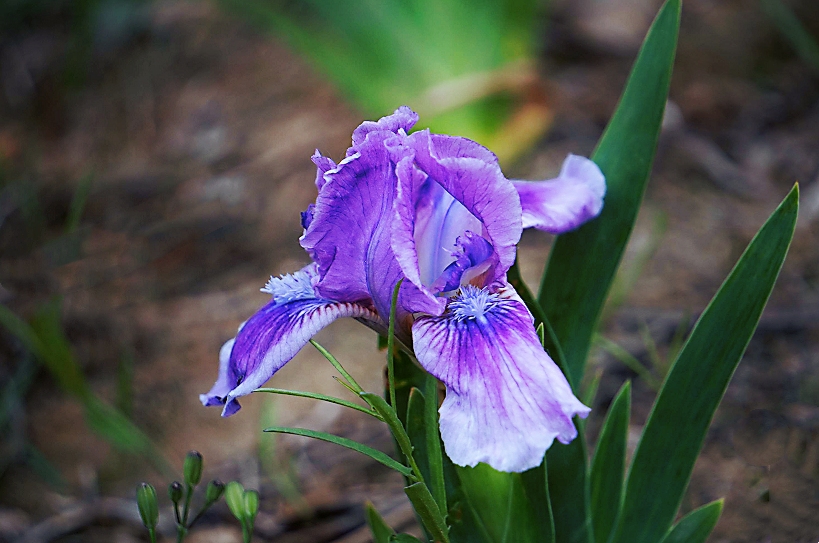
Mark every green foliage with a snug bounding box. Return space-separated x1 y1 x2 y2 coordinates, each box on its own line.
589 382 630 543
609 186 798 543
263 426 413 477
658 500 724 543
538 0 681 389
761 0 819 73
0 300 172 476
214 0 548 158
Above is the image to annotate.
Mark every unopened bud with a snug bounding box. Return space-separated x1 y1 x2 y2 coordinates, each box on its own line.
225 481 246 522
205 480 225 503
168 481 183 504
243 490 260 525
183 451 203 486
136 483 159 529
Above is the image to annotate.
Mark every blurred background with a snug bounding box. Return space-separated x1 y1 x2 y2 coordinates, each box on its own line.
1 0 818 541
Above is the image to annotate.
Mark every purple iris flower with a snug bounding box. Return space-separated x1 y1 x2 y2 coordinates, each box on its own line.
202 106 605 472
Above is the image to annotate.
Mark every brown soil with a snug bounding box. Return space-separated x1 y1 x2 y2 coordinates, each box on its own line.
1 0 818 541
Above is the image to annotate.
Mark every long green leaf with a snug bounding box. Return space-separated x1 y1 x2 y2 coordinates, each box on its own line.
610 185 798 543
405 481 450 543
659 500 723 543
366 501 397 543
407 386 447 517
263 426 412 477
538 0 681 388
254 387 381 419
541 5 680 538
589 382 631 543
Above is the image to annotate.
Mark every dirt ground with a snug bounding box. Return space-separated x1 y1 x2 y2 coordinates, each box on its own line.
1 0 819 541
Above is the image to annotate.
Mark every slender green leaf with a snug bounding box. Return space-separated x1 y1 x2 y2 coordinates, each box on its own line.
310 340 363 393
540 6 680 538
423 375 446 516
610 186 798 543
366 502 396 543
263 426 412 477
658 500 723 543
254 387 381 419
391 535 423 543
407 386 447 517
589 381 631 543
405 481 450 543
538 0 681 388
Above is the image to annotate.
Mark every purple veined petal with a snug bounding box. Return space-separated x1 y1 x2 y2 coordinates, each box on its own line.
512 154 606 233
300 132 406 319
312 150 337 191
352 106 419 147
412 284 590 472
405 131 522 285
200 264 381 417
200 338 236 410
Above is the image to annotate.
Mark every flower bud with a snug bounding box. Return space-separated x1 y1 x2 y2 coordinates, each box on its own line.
183 451 203 486
225 481 246 522
205 480 225 503
136 483 159 529
168 481 183 504
243 490 260 525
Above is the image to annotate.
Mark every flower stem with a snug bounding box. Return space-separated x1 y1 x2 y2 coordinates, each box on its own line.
387 280 403 410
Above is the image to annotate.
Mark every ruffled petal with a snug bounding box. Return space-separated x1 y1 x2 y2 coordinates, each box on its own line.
201 265 380 416
352 106 418 147
512 154 605 233
412 285 590 472
311 150 337 191
406 131 522 284
300 133 405 318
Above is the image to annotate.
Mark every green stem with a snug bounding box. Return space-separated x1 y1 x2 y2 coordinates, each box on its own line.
181 483 194 529
148 527 157 543
387 280 403 410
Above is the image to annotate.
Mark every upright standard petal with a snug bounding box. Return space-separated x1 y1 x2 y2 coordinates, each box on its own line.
412 285 590 472
300 133 405 318
405 131 522 284
512 154 605 233
200 265 380 416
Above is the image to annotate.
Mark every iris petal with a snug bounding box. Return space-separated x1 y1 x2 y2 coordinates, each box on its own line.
412 285 590 472
300 137 405 318
200 265 380 416
512 154 606 233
